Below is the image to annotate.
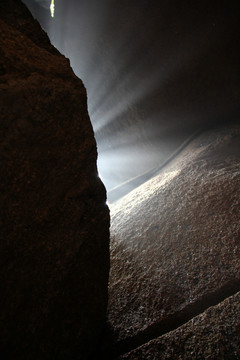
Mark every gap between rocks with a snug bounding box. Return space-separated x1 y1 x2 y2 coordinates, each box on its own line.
107 279 240 358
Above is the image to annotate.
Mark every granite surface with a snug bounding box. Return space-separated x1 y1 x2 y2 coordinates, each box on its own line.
107 122 240 358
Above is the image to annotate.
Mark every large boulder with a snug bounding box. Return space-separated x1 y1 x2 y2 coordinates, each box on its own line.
107 121 240 358
120 291 240 359
0 1 110 359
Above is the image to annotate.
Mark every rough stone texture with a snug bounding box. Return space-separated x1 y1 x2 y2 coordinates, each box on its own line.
107 122 240 357
120 291 240 360
0 1 110 359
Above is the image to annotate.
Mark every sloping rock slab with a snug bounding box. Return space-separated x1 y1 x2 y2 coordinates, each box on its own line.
108 122 240 357
0 1 109 359
120 291 240 359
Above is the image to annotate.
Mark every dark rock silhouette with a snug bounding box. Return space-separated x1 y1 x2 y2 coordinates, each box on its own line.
108 122 240 358
0 1 110 359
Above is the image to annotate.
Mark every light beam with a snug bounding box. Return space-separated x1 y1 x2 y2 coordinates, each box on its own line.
22 0 240 202
50 0 54 18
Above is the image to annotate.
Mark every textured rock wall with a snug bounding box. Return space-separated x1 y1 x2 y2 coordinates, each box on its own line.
0 1 110 359
107 122 240 358
121 291 240 359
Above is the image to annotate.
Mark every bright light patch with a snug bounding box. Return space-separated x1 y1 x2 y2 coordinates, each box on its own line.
110 170 180 213
50 0 55 18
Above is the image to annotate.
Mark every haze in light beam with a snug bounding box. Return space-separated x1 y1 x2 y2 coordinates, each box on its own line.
22 0 240 201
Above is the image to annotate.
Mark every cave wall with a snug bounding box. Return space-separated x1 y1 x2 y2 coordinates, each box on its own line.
0 1 110 359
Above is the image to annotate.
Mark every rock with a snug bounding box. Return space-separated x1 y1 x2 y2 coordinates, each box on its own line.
0 1 110 359
120 290 240 359
107 121 240 357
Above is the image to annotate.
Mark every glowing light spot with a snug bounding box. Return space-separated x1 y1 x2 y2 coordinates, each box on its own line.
50 0 55 18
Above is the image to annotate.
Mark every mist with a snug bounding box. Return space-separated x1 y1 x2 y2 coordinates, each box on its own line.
22 0 240 201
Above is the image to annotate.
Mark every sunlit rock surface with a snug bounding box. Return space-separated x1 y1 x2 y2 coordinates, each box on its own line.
0 1 110 359
107 122 240 358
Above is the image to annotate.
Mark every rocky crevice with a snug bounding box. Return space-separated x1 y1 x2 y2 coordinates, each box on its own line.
109 281 240 358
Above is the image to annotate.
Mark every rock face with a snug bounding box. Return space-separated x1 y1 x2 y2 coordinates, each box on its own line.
0 1 110 359
107 122 240 358
120 291 240 359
